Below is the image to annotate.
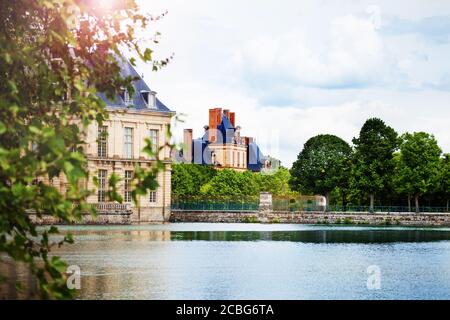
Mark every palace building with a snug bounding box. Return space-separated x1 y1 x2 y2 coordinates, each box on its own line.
178 108 266 172
48 61 175 223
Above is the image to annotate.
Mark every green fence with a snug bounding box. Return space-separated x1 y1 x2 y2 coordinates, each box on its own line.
171 197 259 211
272 196 450 213
273 202 450 213
327 205 450 213
272 197 323 212
171 196 449 213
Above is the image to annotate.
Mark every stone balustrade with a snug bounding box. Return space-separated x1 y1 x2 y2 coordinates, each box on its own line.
92 202 131 213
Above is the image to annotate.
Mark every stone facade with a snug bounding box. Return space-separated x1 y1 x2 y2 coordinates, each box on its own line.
207 142 248 171
44 108 173 223
84 108 173 223
40 61 175 223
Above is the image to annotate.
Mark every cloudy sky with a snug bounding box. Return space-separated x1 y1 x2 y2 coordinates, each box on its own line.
135 0 450 168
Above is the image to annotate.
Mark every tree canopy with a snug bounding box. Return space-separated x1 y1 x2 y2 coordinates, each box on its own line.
396 132 442 212
200 169 260 197
351 118 398 211
289 134 352 208
171 163 216 196
171 164 294 198
440 154 450 211
258 167 292 196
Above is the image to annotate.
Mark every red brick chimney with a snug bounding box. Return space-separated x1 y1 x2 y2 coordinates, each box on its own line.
244 136 254 145
229 112 235 127
209 108 222 142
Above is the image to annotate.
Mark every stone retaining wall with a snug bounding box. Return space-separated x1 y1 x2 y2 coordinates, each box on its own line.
170 210 450 227
170 210 260 223
29 212 132 225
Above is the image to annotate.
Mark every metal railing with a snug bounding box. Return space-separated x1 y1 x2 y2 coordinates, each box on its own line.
171 195 450 214
171 196 259 212
273 202 450 214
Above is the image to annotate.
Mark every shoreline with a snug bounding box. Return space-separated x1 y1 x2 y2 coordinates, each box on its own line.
29 211 450 228
170 210 450 227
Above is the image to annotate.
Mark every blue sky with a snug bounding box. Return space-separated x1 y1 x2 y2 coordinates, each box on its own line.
135 0 450 167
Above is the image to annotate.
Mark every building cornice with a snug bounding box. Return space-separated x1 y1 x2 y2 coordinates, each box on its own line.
86 156 173 165
106 106 175 118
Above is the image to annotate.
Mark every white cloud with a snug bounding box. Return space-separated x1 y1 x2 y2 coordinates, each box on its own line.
134 0 450 167
234 12 386 89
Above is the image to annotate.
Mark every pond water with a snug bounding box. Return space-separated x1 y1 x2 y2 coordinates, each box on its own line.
47 223 450 300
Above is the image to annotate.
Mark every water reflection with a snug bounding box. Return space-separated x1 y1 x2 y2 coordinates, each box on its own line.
0 260 39 299
169 230 450 243
3 224 450 300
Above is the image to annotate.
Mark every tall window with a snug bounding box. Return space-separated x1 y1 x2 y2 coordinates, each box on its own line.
98 170 107 202
97 126 108 158
149 129 159 147
124 171 133 203
123 127 133 159
149 190 157 203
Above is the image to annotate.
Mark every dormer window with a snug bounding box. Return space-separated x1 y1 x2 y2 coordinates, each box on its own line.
120 88 133 106
141 90 156 108
141 90 150 105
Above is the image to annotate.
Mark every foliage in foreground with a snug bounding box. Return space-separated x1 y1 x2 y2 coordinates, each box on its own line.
0 0 169 298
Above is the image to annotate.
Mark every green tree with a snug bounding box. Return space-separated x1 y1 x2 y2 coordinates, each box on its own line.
441 154 450 212
200 169 259 197
185 164 216 194
171 164 195 196
392 152 414 211
171 163 216 196
351 118 398 212
0 0 169 298
289 134 352 210
397 132 442 213
258 167 291 196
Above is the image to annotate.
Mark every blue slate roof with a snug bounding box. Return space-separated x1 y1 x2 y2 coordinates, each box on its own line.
217 114 236 144
97 59 172 113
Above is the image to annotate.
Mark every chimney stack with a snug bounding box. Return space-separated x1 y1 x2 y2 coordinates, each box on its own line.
208 108 222 143
229 112 235 127
183 129 193 163
244 136 255 145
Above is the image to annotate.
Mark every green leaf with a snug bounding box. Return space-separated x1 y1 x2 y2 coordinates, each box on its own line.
0 122 6 135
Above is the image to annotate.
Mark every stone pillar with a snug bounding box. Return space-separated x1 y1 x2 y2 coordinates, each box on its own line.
259 192 273 223
259 192 273 211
